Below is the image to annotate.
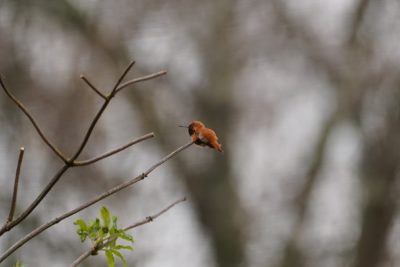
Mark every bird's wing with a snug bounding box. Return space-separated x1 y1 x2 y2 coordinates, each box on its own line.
197 133 209 143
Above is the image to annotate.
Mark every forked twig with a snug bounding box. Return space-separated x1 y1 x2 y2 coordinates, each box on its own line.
0 77 67 162
71 60 137 160
0 62 167 237
0 132 153 236
6 147 25 223
0 165 70 236
70 197 187 267
0 141 194 263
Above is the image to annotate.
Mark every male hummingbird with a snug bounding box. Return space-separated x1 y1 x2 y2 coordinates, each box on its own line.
179 120 223 152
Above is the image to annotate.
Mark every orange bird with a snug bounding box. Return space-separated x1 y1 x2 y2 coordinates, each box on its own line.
180 120 223 152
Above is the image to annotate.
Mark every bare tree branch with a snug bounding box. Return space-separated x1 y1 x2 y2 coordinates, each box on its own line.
115 70 167 94
0 164 70 236
70 60 136 160
6 147 25 223
124 197 186 230
0 62 167 237
80 75 106 100
110 60 136 94
0 141 194 263
0 76 67 162
70 197 187 267
73 133 155 166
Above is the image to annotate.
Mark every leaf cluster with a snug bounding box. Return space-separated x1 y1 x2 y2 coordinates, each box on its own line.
74 207 133 267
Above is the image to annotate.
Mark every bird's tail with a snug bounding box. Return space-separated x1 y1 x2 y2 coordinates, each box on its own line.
213 143 223 153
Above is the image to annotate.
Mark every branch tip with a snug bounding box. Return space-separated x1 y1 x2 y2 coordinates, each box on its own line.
80 75 106 99
7 146 25 223
111 60 136 92
115 70 168 93
0 77 67 161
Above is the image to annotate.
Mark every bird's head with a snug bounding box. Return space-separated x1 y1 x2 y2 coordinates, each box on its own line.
179 120 205 136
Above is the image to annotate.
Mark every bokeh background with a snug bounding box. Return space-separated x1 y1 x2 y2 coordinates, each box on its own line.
1 0 400 266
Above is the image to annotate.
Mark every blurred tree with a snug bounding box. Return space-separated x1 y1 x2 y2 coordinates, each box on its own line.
2 0 400 266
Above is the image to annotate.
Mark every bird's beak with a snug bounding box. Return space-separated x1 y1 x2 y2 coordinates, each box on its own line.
178 125 188 128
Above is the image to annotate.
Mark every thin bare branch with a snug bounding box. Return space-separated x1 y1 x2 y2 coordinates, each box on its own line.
111 60 136 94
70 250 92 267
115 70 167 94
70 197 187 267
71 60 136 160
0 62 166 237
80 75 106 100
144 140 193 176
0 141 194 263
6 147 25 223
70 99 110 160
124 197 186 231
0 76 67 162
73 132 155 166
0 164 70 236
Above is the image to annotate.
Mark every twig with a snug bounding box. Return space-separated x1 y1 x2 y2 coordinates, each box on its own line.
0 165 70 236
80 75 106 100
111 60 136 94
144 141 194 176
0 121 145 234
70 197 187 267
73 133 155 166
0 141 194 263
124 197 186 231
0 76 67 162
6 147 25 223
0 62 167 237
70 61 136 160
115 70 167 94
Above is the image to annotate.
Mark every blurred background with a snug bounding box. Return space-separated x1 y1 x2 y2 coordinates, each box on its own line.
1 0 400 266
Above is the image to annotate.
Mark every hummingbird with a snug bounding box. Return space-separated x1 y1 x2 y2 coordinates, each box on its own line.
179 120 223 152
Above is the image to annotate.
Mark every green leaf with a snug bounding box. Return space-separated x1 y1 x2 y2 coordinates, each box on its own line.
105 250 115 267
112 216 118 229
88 218 101 241
108 237 117 248
118 232 134 243
78 232 88 242
109 226 115 236
74 219 88 231
110 249 128 267
74 219 89 242
115 245 133 251
94 218 101 230
100 206 111 228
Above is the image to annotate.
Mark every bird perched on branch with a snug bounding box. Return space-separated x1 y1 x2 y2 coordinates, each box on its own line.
180 120 223 152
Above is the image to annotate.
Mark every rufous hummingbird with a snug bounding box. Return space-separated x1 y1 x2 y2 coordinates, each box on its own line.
179 120 223 152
